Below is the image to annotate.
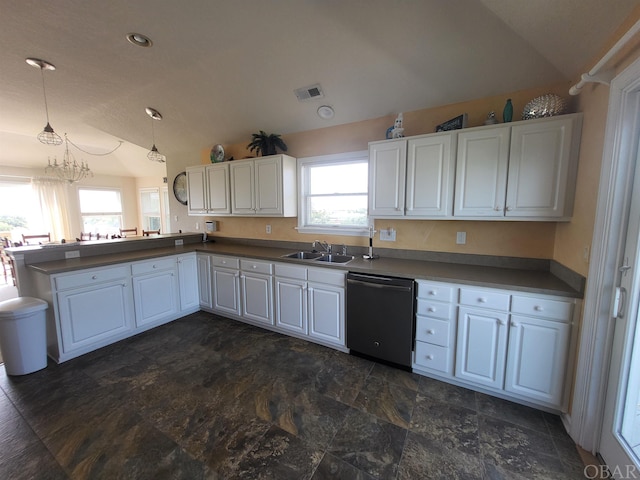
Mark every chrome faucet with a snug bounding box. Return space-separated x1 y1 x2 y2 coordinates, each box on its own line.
313 240 331 254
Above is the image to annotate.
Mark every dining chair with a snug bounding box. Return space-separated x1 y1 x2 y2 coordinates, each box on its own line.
1 249 16 285
80 232 93 241
119 227 138 237
22 233 51 245
142 229 160 236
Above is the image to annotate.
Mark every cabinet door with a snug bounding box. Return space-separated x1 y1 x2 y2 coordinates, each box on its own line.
57 280 133 353
275 277 307 335
308 282 345 347
206 163 231 214
455 306 509 389
255 157 283 215
132 270 179 327
187 167 207 214
241 272 273 325
177 254 199 311
230 161 255 214
406 134 455 217
197 254 212 309
212 267 241 316
506 117 574 218
454 126 510 217
505 315 571 406
368 140 407 216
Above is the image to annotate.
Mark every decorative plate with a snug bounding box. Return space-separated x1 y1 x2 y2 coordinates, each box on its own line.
210 144 225 163
173 172 188 205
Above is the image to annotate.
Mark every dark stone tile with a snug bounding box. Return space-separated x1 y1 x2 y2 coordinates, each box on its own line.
352 375 417 428
0 439 69 480
552 430 585 467
311 363 369 405
232 425 324 480
476 393 548 434
410 393 480 454
369 362 420 391
479 415 566 478
418 375 478 410
43 405 208 479
329 409 406 479
397 430 484 480
311 453 377 480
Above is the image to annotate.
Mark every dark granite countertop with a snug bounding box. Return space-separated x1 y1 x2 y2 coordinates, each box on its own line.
28 239 583 299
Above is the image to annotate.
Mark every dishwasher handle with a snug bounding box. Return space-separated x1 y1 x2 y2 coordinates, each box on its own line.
347 278 414 292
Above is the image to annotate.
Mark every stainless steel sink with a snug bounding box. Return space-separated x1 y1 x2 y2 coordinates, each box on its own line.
314 254 354 264
283 251 324 260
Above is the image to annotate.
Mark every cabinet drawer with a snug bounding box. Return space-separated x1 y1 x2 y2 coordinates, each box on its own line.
308 267 345 286
511 295 573 321
131 257 176 276
212 256 240 269
416 298 454 320
55 265 130 291
415 316 452 347
274 263 307 280
414 342 451 373
416 281 455 302
459 288 510 311
240 259 272 275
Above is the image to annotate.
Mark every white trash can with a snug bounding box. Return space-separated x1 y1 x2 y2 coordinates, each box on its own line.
0 297 48 375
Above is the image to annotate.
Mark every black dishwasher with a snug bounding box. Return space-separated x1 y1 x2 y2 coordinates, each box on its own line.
346 273 415 369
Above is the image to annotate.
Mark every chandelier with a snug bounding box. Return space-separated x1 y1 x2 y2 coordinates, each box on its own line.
26 58 63 146
146 107 166 163
45 134 93 184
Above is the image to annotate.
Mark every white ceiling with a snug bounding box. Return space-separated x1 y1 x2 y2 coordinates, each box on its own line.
0 0 638 178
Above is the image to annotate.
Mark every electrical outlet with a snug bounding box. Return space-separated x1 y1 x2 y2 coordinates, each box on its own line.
380 228 396 242
175 239 184 246
456 232 467 245
583 246 590 263
195 222 199 230
266 224 272 234
65 250 80 259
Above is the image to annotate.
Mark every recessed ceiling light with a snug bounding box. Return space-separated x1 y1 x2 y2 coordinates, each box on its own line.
126 33 153 47
317 105 335 120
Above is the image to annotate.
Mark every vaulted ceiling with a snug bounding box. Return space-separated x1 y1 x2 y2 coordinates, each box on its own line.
1 0 638 177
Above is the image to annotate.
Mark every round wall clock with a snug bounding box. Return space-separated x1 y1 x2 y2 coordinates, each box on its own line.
210 144 225 163
173 172 188 205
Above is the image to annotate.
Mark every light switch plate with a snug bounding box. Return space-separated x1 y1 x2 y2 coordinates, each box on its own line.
456 232 466 244
380 228 396 242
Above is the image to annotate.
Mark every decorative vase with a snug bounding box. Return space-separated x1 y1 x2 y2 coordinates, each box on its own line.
503 99 513 123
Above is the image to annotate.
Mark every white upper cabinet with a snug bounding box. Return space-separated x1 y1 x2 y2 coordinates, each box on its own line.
406 133 456 217
368 139 407 216
454 126 511 217
186 163 231 215
505 116 577 218
230 154 297 217
454 113 582 220
370 113 582 222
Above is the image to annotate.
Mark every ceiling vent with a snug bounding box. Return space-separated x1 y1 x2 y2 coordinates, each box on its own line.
294 83 324 101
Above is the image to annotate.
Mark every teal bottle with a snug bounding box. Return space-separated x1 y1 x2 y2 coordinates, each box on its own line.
503 99 513 123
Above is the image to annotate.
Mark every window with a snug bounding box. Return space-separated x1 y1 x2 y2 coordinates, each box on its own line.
140 188 161 231
78 188 123 235
0 178 43 244
297 151 369 236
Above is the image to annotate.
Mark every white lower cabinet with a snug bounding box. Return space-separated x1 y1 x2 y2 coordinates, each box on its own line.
412 280 578 411
240 259 273 325
132 257 180 327
273 264 346 349
177 253 199 312
308 267 345 348
55 266 134 356
211 256 241 316
197 253 212 309
274 264 308 335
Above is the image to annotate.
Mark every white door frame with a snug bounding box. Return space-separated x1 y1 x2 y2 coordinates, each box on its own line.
570 56 640 452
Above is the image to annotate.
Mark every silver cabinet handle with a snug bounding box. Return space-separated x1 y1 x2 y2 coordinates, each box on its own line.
534 305 544 312
426 355 434 360
478 297 487 303
427 329 435 334
373 341 380 347
92 275 97 280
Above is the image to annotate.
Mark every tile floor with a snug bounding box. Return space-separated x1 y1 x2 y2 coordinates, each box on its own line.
0 312 590 479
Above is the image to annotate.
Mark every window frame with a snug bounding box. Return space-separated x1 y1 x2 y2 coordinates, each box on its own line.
139 187 162 232
77 187 124 235
297 150 370 237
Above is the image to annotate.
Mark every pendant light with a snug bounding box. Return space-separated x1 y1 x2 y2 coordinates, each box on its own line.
145 107 166 163
26 58 63 146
